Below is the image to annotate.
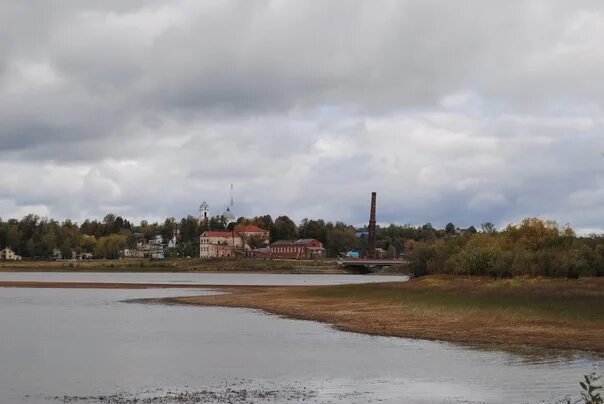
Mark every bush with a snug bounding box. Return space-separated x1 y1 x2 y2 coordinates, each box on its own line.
445 247 501 276
403 218 604 278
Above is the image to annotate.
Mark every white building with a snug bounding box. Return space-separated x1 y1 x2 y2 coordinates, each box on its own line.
0 247 22 261
199 201 210 222
199 231 243 259
199 225 269 259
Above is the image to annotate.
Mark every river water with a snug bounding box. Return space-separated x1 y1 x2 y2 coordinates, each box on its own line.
0 273 602 403
0 271 410 285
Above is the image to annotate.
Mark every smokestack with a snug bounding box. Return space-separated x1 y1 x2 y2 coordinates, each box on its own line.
368 192 377 259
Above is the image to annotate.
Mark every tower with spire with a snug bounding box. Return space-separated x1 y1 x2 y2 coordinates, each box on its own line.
221 184 236 225
199 201 210 222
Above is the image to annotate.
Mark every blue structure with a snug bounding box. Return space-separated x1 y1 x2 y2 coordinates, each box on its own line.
355 230 369 238
345 250 361 258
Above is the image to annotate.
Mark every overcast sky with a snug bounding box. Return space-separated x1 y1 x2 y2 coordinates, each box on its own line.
1 1 604 232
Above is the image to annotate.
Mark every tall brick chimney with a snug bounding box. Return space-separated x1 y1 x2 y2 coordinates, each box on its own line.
367 192 377 259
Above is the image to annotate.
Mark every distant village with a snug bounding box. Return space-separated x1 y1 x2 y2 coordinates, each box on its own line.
0 200 337 262
120 200 327 261
0 191 478 263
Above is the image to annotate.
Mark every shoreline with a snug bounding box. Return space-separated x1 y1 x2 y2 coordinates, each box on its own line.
0 267 351 274
0 259 386 275
2 275 602 353
0 258 410 275
166 276 604 353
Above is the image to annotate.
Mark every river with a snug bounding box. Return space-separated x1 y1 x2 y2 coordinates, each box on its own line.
0 271 409 285
0 273 602 403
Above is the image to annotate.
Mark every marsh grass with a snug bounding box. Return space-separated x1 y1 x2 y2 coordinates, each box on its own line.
172 275 604 351
298 276 604 323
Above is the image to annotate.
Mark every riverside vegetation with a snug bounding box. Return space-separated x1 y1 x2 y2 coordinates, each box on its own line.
169 274 604 352
567 373 603 404
407 218 604 278
3 213 604 278
0 258 340 273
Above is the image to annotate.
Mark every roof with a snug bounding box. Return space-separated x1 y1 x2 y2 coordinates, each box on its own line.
271 240 295 245
295 239 318 245
202 231 235 238
271 238 322 246
221 207 235 222
235 225 268 233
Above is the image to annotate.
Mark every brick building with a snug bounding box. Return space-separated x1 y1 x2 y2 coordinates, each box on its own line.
269 239 325 259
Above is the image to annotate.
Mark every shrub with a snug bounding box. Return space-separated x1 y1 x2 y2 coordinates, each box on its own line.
566 373 603 404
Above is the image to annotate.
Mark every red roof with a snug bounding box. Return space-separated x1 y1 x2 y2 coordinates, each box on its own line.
234 225 268 233
202 231 235 238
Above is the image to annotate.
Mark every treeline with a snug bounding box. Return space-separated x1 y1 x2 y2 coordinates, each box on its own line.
407 218 604 278
2 213 604 278
0 212 469 259
0 214 227 259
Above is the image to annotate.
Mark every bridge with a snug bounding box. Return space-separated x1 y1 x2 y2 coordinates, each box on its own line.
336 258 406 273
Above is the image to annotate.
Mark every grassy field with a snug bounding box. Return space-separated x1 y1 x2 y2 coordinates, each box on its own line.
300 276 604 322
0 258 342 273
171 275 604 352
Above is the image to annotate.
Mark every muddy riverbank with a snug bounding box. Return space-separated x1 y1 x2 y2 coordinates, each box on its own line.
166 275 604 352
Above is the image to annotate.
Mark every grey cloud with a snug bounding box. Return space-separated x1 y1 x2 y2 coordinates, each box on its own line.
0 0 604 232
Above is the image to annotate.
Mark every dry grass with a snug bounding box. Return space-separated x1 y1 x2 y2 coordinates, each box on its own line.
169 275 604 352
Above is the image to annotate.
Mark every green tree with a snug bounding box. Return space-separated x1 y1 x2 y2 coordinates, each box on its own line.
95 234 128 259
247 235 268 250
481 222 497 234
272 216 298 241
298 218 328 244
325 222 360 257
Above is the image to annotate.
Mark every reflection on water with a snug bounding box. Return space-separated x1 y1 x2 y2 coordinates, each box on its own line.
0 283 602 403
0 271 409 285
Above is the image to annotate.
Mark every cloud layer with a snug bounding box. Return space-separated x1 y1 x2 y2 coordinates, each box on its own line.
1 0 604 232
